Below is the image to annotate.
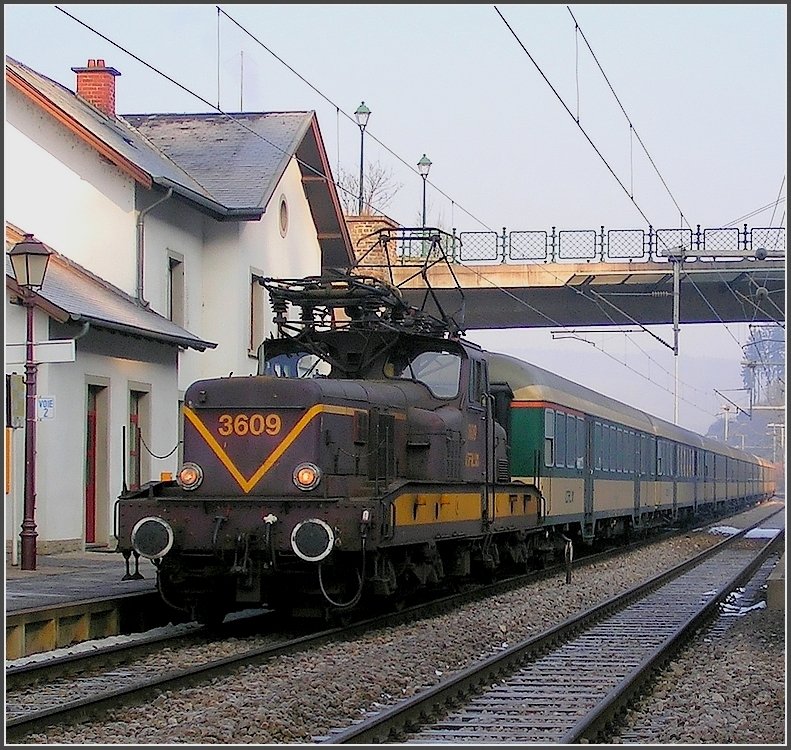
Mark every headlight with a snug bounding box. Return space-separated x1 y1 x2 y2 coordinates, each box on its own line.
131 516 174 559
177 462 203 490
293 462 321 491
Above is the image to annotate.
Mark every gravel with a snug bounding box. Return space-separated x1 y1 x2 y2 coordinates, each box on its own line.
17 510 785 745
609 605 785 744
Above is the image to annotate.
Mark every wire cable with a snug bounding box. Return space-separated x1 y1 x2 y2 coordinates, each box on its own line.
50 4 766 427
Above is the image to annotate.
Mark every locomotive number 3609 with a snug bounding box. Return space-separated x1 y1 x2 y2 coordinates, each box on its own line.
217 413 282 436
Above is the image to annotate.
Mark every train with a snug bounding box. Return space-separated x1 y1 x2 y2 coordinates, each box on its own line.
115 263 776 625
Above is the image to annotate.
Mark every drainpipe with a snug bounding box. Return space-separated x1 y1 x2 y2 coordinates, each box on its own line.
136 188 173 306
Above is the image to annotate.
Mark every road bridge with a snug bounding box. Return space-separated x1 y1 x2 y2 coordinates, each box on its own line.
349 222 785 331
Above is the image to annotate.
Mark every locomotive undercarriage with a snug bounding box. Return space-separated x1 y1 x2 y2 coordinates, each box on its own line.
128 492 764 626
150 527 565 625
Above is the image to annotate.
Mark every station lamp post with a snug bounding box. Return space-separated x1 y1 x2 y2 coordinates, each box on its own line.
8 234 52 570
354 101 371 215
417 153 432 229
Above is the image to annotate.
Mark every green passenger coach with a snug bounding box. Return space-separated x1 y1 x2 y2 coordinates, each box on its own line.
486 350 774 542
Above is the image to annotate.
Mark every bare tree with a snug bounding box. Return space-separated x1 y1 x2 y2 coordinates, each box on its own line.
337 162 401 216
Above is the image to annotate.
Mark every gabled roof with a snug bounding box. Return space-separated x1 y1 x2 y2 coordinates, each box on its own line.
125 112 354 268
5 225 215 352
5 56 354 269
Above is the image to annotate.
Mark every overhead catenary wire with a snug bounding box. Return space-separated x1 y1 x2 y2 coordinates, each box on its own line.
216 5 492 233
51 4 763 426
725 197 786 228
564 5 691 232
495 5 785 397
769 175 786 227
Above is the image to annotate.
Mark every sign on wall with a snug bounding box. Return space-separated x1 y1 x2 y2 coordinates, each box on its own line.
37 396 55 421
5 339 76 364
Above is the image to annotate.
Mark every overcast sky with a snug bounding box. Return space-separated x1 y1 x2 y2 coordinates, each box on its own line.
4 4 787 434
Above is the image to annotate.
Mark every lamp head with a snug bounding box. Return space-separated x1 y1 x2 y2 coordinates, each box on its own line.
417 153 432 177
354 101 371 129
8 234 51 290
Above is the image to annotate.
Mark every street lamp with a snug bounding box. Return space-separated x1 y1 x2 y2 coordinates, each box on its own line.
417 153 432 229
8 234 52 570
354 101 371 215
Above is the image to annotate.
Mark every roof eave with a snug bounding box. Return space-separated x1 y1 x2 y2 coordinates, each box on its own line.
6 66 153 189
297 114 355 270
75 315 217 351
155 176 263 221
6 276 216 352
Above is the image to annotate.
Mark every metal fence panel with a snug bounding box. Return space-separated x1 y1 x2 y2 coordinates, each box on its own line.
508 231 548 262
558 229 597 261
606 229 648 261
750 227 786 257
654 228 693 257
702 227 741 256
458 231 499 262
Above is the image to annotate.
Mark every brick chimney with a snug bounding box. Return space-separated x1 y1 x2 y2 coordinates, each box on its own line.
70 59 121 117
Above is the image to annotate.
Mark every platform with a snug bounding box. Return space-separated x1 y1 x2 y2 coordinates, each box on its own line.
5 550 163 659
6 550 158 612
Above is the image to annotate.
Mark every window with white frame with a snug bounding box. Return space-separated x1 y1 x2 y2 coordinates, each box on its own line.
168 253 185 327
250 273 266 352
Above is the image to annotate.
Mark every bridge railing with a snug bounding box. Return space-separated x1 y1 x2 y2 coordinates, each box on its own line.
396 225 785 264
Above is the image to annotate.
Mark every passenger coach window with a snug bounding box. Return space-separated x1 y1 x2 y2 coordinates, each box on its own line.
555 412 566 468
594 422 602 470
544 410 555 467
566 414 575 468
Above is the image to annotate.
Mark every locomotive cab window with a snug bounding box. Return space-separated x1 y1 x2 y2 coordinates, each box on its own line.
263 351 332 378
385 346 461 398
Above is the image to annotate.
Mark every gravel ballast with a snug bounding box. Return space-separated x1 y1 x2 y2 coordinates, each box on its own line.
17 512 785 745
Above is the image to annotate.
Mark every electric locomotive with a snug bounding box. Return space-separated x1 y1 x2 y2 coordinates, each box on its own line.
116 272 545 624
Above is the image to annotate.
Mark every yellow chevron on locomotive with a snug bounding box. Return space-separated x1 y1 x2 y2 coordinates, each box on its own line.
182 403 361 493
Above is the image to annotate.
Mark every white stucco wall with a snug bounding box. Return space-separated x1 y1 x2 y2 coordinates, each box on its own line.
5 86 138 295
5 303 180 552
183 157 323 387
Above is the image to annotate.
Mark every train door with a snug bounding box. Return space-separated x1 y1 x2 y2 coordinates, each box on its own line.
467 358 491 524
583 416 594 537
633 431 641 523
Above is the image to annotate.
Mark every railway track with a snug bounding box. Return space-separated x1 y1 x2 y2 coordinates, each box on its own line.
3 549 604 742
4 611 278 691
6 504 780 743
318 509 783 744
